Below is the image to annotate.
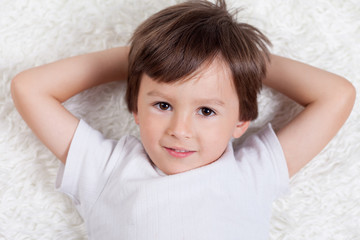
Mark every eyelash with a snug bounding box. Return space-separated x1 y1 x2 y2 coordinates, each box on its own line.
153 102 216 117
154 102 172 111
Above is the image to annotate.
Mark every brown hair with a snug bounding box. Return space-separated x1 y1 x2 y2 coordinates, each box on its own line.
126 0 271 121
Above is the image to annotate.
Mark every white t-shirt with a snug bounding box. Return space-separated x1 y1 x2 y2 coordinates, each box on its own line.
56 120 289 240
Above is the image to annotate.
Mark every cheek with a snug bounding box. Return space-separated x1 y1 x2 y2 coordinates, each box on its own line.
197 120 233 150
138 111 165 144
198 116 238 154
205 130 229 149
200 117 236 139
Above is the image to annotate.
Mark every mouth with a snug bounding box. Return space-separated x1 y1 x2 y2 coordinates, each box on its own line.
164 147 196 158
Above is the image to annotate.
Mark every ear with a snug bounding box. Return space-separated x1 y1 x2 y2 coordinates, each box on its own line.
232 121 250 139
133 112 139 125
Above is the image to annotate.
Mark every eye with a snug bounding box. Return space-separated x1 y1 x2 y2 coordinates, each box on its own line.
198 107 215 117
154 102 172 111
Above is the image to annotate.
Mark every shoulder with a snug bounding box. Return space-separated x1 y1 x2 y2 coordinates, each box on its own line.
234 123 283 159
66 119 146 176
72 120 159 178
57 120 147 211
73 119 141 150
233 123 289 199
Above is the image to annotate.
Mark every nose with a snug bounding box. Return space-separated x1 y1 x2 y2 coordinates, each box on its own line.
166 112 193 140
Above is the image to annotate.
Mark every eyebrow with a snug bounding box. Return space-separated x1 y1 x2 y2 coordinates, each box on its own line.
146 90 226 107
147 90 174 101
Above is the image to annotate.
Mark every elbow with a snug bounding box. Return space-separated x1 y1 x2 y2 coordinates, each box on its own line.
349 81 356 103
11 72 25 97
11 72 24 101
335 77 356 116
11 70 33 107
342 78 356 108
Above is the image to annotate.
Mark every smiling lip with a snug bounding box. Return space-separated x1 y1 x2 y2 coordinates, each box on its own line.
164 147 196 158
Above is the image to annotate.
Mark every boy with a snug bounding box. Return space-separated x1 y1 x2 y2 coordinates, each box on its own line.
11 0 355 239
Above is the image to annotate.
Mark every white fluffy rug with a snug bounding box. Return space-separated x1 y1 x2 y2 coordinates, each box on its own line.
1 0 359 239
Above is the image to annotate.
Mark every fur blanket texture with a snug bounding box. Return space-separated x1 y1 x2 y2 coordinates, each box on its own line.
1 0 359 239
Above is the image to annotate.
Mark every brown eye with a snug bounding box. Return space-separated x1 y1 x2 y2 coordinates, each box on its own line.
156 102 171 111
199 107 215 117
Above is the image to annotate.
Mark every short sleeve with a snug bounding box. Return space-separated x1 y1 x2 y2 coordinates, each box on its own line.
234 123 289 201
55 119 125 216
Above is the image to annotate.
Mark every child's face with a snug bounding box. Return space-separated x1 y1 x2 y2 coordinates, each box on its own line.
133 58 249 175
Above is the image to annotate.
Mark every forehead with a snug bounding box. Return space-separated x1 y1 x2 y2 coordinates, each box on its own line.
140 57 237 98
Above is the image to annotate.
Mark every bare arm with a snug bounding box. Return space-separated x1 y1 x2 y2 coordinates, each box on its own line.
11 46 130 164
264 55 356 178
